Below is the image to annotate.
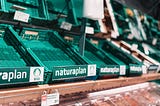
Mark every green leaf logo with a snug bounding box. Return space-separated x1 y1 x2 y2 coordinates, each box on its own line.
33 68 41 77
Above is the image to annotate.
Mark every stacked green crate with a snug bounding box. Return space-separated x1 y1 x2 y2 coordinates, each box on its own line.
110 0 160 43
7 27 79 67
110 0 146 41
0 26 26 67
0 47 26 67
129 42 160 64
118 40 160 73
146 16 159 38
46 0 67 19
0 25 40 86
0 0 48 20
110 0 130 36
45 0 100 32
46 0 79 24
141 15 160 49
62 35 126 78
6 26 95 82
86 39 127 77
101 40 143 76
109 0 160 74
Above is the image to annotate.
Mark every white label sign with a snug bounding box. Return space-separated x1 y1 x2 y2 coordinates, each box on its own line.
83 0 104 20
131 44 138 51
14 11 30 22
111 31 119 38
85 26 94 34
152 38 157 45
60 21 72 31
46 92 59 106
120 65 126 75
29 67 44 82
142 65 147 74
87 65 96 76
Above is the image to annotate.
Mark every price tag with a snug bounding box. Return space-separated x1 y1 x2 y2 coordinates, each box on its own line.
127 34 134 39
142 44 149 55
41 90 59 106
75 103 82 106
111 31 118 38
60 22 72 31
131 44 138 51
46 92 59 105
14 11 29 23
120 65 126 75
142 65 147 74
87 65 96 76
152 38 157 45
41 91 47 106
85 26 94 34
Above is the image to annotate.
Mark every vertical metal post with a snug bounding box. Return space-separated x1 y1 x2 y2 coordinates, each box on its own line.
79 18 87 56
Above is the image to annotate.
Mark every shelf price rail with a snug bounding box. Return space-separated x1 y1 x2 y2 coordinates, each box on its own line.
0 73 160 104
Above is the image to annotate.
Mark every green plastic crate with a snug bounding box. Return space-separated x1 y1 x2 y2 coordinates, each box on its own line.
110 0 130 36
0 25 41 86
140 15 160 49
7 27 85 68
101 40 143 76
0 0 48 20
46 0 79 24
61 35 127 77
130 42 160 63
6 26 92 82
0 26 26 67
